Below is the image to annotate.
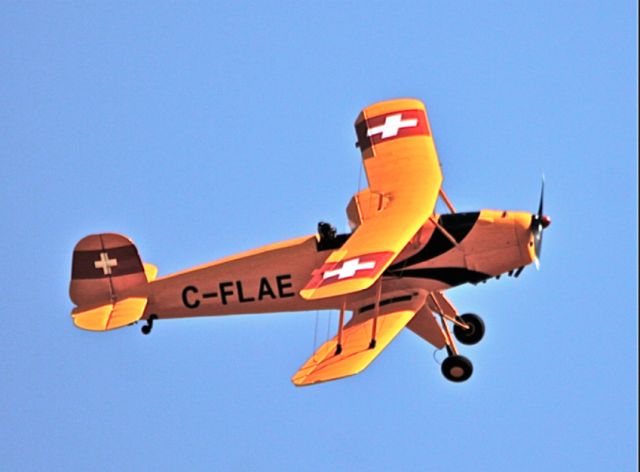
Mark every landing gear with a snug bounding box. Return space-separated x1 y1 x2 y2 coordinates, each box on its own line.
453 313 485 345
441 355 473 382
141 314 158 335
425 292 481 382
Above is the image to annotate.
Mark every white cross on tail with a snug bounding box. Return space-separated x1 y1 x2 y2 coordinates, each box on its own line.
94 252 118 275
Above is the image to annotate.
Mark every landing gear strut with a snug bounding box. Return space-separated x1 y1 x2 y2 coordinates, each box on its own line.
141 314 158 335
437 313 474 383
427 292 481 383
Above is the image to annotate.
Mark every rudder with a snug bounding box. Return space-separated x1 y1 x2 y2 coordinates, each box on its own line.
69 233 148 307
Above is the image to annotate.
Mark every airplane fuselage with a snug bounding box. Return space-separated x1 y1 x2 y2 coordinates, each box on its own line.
131 209 536 321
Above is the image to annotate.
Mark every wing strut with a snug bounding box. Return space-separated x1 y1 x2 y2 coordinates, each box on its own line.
369 280 383 349
336 300 346 355
438 188 457 213
429 215 461 247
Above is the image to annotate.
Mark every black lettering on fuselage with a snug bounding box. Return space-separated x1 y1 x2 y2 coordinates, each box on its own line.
276 274 295 298
236 281 255 303
258 277 276 300
182 275 294 308
219 281 234 305
182 285 200 309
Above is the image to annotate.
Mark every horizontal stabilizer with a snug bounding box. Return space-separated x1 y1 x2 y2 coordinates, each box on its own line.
144 263 158 282
72 297 147 331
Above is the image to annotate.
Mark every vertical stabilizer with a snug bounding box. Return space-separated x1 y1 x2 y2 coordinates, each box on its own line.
69 233 147 307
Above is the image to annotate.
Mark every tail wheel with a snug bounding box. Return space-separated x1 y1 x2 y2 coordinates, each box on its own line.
453 313 485 345
441 355 473 382
141 314 157 335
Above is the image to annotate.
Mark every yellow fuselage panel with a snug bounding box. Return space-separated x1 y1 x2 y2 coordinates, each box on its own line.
462 209 535 272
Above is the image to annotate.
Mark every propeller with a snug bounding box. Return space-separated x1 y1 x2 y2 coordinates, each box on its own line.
530 179 551 268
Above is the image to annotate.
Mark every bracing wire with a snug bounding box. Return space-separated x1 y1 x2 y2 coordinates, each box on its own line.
312 310 320 352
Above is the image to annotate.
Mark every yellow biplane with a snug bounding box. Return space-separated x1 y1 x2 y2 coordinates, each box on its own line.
69 98 551 386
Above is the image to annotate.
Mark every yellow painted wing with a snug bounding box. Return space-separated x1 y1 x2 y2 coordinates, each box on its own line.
72 297 147 331
301 98 442 300
292 292 426 386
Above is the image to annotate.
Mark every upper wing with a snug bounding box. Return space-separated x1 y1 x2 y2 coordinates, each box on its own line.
300 98 443 300
291 291 427 386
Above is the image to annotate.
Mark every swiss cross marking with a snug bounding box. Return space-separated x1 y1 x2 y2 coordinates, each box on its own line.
323 258 376 280
94 252 118 275
367 113 418 139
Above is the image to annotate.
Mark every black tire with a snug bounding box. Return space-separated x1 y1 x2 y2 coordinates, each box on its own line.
141 325 151 335
453 313 485 345
441 354 473 382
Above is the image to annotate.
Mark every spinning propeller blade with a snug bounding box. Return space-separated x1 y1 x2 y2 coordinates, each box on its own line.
530 179 551 268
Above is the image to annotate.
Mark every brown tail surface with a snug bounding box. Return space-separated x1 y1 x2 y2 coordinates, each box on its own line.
69 233 148 307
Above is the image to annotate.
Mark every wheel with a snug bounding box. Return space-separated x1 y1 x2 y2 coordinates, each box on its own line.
141 325 151 335
441 354 473 382
453 313 485 345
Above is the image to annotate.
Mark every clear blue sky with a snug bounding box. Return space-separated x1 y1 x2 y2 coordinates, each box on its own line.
1 2 637 471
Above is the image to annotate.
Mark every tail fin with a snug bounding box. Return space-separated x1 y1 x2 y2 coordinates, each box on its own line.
69 233 156 331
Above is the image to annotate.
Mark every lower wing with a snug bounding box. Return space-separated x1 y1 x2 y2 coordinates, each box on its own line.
292 291 427 386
